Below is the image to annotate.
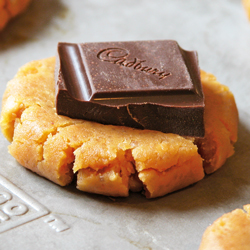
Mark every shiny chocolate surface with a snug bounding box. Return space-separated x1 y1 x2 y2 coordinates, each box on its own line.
55 40 204 137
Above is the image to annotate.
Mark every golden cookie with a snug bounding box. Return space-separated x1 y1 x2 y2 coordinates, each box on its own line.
0 57 238 198
0 0 31 31
196 70 238 174
199 205 250 250
243 0 250 20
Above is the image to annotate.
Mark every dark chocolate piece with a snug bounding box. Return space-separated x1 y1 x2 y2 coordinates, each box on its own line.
55 40 205 137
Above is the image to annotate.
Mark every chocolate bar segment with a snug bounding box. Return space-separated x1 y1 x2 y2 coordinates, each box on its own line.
55 40 205 137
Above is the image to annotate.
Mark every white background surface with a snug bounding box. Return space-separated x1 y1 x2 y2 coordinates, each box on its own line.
0 0 250 249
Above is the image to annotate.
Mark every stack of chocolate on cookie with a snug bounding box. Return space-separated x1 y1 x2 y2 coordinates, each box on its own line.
0 40 238 198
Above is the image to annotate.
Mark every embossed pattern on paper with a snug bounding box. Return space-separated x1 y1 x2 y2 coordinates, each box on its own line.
0 174 50 233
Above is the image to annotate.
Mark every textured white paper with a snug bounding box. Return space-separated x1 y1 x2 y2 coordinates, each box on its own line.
0 0 250 249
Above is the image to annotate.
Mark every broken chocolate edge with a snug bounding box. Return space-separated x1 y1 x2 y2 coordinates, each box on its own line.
55 40 205 137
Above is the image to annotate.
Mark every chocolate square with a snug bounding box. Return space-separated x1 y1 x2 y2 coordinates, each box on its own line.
55 40 204 137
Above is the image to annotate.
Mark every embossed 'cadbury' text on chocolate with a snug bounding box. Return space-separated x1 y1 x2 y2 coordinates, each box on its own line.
97 48 171 80
55 41 205 137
